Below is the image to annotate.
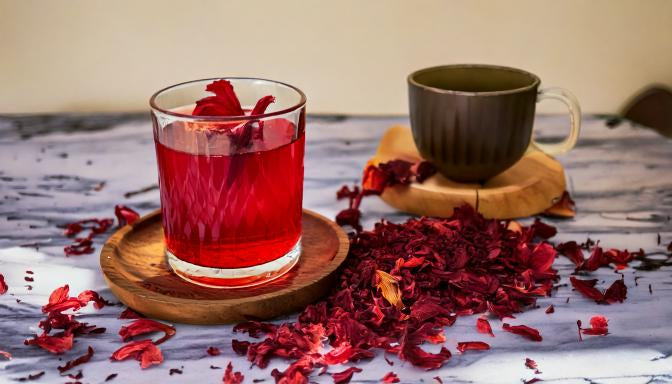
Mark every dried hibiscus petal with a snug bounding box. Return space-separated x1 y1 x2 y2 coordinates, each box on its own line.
24 334 74 354
270 356 313 384
525 357 541 373
335 208 362 232
331 367 362 384
119 319 176 345
63 218 113 237
63 222 83 237
114 205 140 227
0 273 7 294
118 308 143 319
545 304 554 314
78 290 113 309
17 371 45 381
66 370 83 380
603 279 627 303
110 339 163 369
456 341 490 353
321 342 374 365
502 323 542 342
414 161 437 182
223 362 245 384
337 159 438 231
382 371 400 383
396 344 452 370
58 346 94 373
231 339 250 355
0 350 12 359
207 346 221 356
581 315 609 336
476 317 494 337
64 236 95 256
569 277 603 302
556 241 584 267
232 321 277 338
581 245 606 271
362 163 388 195
570 276 627 304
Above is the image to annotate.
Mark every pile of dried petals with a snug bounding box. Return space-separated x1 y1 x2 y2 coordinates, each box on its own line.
24 285 109 354
233 204 561 382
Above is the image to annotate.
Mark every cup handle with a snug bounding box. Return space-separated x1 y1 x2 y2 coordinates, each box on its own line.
531 87 581 155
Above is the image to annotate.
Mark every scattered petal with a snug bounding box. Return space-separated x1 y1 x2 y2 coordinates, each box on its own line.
115 205 140 227
24 334 74 354
119 319 176 345
119 308 143 319
382 371 400 383
231 339 250 355
476 317 494 337
525 357 541 373
570 276 627 304
581 315 609 336
456 341 490 353
16 371 45 381
0 274 7 295
331 367 362 384
58 346 94 373
502 324 542 342
110 339 163 369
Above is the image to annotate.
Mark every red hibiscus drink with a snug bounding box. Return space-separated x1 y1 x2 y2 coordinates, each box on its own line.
150 78 306 288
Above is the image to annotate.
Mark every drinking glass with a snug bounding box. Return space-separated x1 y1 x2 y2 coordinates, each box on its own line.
150 78 306 288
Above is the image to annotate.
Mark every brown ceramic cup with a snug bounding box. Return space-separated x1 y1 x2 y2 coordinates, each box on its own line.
408 64 580 182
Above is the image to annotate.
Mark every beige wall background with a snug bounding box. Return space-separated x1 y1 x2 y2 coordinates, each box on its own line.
1 0 671 115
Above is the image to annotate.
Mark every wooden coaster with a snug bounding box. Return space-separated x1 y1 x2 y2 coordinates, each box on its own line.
370 125 566 219
100 209 349 325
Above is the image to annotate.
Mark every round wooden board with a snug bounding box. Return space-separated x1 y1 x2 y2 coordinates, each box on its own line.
371 125 566 219
100 209 349 325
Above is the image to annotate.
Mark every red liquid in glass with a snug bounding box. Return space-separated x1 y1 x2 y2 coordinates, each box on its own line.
155 118 304 269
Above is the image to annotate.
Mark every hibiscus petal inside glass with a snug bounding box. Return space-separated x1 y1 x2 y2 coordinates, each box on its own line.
150 78 306 288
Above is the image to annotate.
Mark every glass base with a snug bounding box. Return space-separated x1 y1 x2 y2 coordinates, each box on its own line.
166 238 301 288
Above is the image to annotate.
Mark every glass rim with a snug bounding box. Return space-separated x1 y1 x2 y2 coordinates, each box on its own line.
149 77 307 121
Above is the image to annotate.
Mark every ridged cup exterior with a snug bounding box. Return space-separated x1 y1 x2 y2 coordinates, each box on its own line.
409 82 538 182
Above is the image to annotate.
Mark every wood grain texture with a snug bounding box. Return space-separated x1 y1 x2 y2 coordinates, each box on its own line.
371 125 566 219
100 209 349 324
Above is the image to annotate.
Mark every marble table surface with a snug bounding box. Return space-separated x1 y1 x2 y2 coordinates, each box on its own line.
0 113 671 384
